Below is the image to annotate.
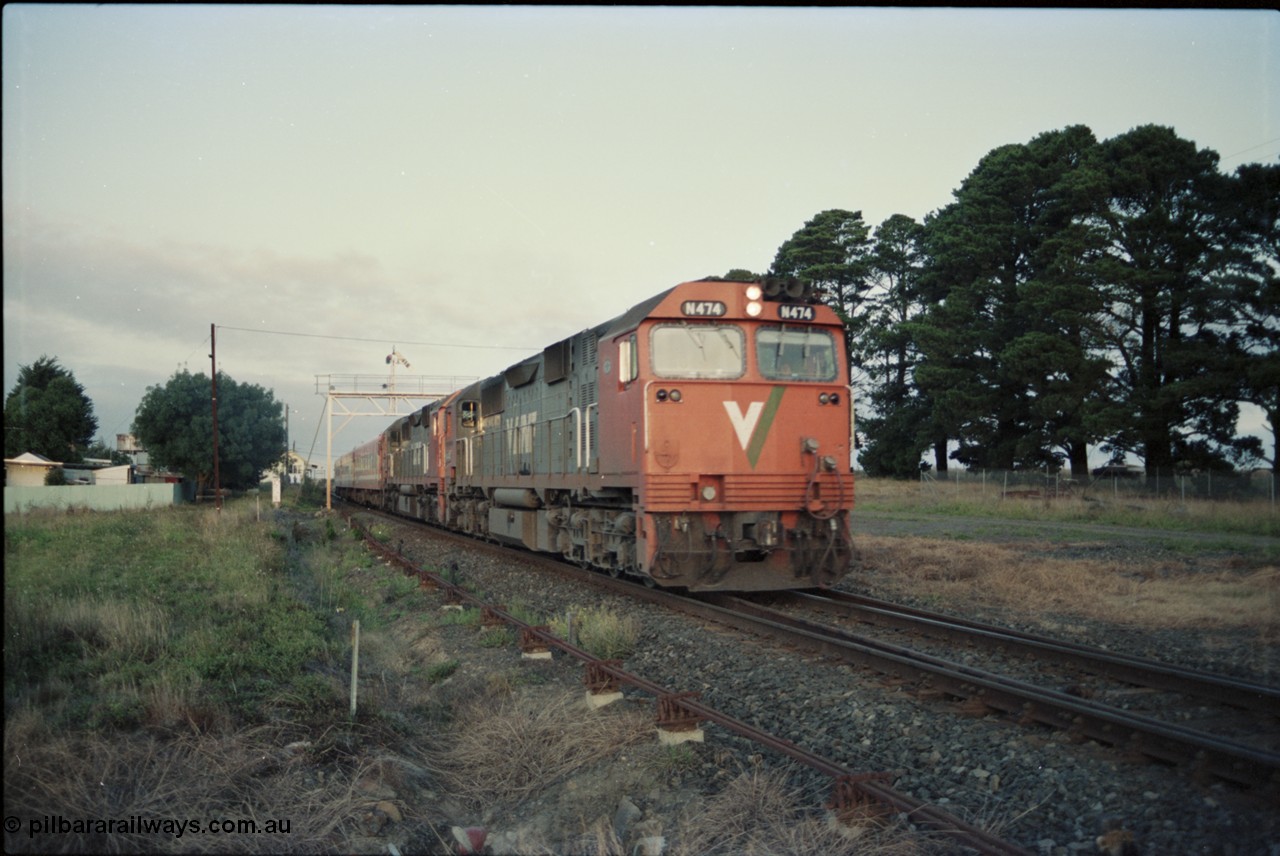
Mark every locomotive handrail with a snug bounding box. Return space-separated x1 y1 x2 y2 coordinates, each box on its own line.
642 381 656 451
847 383 856 452
568 407 582 471
584 402 596 471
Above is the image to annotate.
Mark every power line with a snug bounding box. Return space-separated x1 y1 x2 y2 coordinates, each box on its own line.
1220 137 1280 168
1222 137 1280 160
216 324 535 351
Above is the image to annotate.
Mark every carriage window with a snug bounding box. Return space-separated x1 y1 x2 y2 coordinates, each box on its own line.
651 324 745 379
757 328 838 381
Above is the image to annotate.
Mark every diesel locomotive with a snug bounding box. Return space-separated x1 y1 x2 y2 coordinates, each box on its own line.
333 277 854 591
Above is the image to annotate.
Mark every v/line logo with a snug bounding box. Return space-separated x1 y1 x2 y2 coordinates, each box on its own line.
722 386 786 468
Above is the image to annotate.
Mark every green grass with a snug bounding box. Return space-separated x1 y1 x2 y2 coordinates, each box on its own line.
856 476 1279 537
4 501 364 734
550 606 642 659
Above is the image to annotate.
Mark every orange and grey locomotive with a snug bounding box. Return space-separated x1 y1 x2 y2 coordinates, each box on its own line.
334 278 854 591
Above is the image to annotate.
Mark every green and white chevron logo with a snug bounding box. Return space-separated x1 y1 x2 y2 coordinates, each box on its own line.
723 386 785 468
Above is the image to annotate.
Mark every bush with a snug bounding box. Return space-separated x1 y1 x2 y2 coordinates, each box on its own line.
552 607 641 659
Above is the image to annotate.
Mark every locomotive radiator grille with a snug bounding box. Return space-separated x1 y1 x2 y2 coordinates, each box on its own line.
643 473 848 510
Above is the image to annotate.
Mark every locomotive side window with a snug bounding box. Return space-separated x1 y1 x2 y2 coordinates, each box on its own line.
757 328 838 381
618 333 638 385
651 324 745 379
461 400 479 428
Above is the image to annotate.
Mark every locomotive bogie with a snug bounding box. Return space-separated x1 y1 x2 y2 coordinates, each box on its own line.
333 279 855 592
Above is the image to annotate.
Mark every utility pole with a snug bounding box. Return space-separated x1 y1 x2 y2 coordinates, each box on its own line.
211 323 221 512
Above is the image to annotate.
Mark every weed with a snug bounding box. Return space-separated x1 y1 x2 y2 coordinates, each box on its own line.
646 743 701 776
552 607 641 659
425 659 460 683
505 599 544 626
478 627 515 648
438 607 481 626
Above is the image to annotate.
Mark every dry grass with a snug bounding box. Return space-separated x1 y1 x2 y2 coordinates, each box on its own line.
3 717 375 854
856 535 1280 636
670 769 927 856
427 690 652 807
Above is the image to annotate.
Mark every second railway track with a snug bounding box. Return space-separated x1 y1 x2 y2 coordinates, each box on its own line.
694 590 1280 793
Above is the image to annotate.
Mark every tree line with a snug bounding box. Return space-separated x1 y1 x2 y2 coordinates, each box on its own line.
7 123 1275 487
761 124 1277 479
4 357 283 492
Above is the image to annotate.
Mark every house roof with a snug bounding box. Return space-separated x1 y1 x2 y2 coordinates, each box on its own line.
5 452 62 467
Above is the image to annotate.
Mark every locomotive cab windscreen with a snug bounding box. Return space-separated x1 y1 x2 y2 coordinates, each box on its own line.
756 328 839 381
651 324 746 379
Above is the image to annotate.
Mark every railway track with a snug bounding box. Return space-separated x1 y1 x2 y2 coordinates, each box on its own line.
353 504 1280 793
768 590 1280 719
341 506 1031 855
340 503 1279 851
690 591 1280 794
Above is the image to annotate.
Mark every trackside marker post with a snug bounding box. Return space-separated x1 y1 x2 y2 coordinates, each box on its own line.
350 619 360 718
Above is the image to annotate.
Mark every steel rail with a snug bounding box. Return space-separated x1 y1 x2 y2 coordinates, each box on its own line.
341 510 1031 855
696 593 1280 795
780 590 1280 715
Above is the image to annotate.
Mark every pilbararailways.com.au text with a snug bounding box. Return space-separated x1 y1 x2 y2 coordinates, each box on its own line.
6 814 291 839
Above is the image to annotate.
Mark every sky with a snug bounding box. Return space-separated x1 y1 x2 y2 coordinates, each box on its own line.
4 5 1278 470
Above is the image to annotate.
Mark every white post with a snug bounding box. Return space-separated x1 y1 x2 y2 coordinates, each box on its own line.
349 619 360 719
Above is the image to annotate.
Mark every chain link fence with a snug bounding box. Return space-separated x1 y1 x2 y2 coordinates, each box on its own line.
916 468 1278 506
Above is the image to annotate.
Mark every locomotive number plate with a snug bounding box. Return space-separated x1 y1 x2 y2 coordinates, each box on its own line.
777 304 815 321
681 300 727 317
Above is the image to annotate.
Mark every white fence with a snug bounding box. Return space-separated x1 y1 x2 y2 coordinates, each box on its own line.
4 483 184 514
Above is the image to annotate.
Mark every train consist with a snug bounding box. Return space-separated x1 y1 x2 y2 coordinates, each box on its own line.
333 278 854 591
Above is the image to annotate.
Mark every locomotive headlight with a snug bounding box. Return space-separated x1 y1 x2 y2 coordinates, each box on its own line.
819 392 831 405
668 389 683 402
701 485 717 501
656 389 668 401
745 284 763 300
746 301 763 317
